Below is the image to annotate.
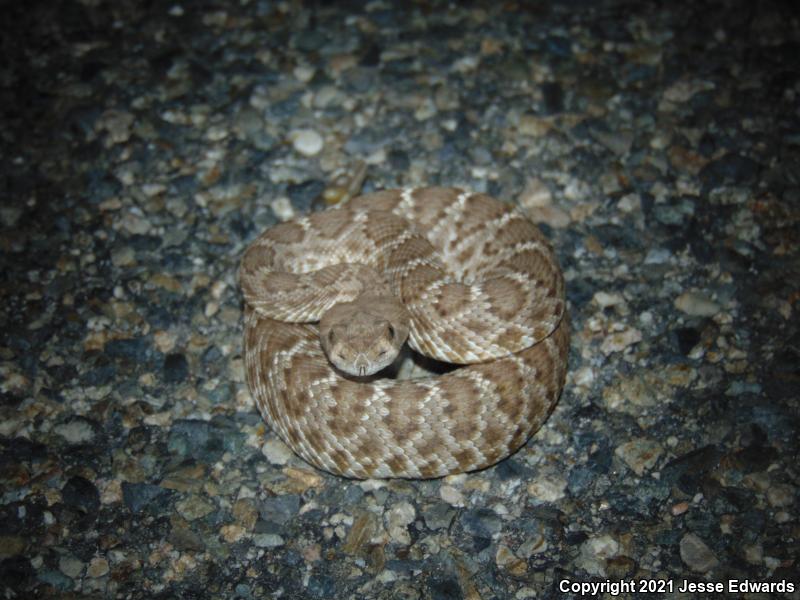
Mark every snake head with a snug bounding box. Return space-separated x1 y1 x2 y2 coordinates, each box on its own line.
319 295 410 377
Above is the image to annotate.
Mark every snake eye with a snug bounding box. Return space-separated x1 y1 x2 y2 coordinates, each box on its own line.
327 329 336 345
387 325 395 339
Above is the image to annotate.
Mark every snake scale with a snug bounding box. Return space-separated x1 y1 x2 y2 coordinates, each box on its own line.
240 187 569 479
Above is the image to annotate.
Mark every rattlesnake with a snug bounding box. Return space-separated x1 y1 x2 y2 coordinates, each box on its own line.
240 187 569 479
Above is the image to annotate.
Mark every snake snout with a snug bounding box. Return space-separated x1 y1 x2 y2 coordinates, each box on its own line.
355 355 370 377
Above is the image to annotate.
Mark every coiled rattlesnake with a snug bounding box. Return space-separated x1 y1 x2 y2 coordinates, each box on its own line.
241 187 568 479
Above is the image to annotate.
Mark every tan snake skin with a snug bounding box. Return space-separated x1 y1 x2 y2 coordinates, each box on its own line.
241 187 569 479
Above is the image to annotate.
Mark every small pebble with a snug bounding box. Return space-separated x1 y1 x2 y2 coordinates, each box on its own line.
87 557 109 578
766 483 795 508
526 476 567 503
53 420 95 444
600 327 642 354
577 535 620 577
175 494 215 521
262 437 294 466
439 485 466 507
675 291 721 317
290 129 324 156
680 533 719 572
593 291 625 309
615 438 663 476
644 247 672 264
111 246 136 267
253 533 285 548
293 65 315 83
671 501 689 516
617 193 641 213
271 197 295 221
384 501 416 545
58 555 84 578
495 544 527 575
743 544 763 565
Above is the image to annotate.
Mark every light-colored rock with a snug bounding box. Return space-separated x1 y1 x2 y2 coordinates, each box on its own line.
593 291 625 309
59 555 84 578
575 534 619 577
600 327 642 354
87 557 109 578
767 483 795 508
680 533 718 572
743 544 763 565
53 420 95 444
675 292 720 317
293 65 315 83
119 211 152 235
262 437 294 466
270 196 295 221
518 178 553 210
290 129 324 156
439 485 466 507
253 533 285 548
615 438 663 476
527 476 567 503
175 494 215 521
384 501 416 545
111 246 136 267
617 193 641 213
496 544 527 575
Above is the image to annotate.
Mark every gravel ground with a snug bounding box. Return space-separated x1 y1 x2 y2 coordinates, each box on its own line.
1 0 798 598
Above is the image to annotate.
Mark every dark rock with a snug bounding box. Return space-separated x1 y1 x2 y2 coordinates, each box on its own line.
163 353 189 383
729 444 778 472
37 569 74 591
567 466 595 494
168 419 229 461
344 129 392 155
673 325 702 355
82 355 117 386
493 457 533 480
121 482 172 513
2 437 48 462
707 485 754 514
422 502 456 531
306 573 335 598
684 511 719 540
287 180 325 213
700 153 760 189
459 508 502 538
61 476 100 514
168 523 206 552
545 36 572 58
341 484 365 505
387 149 410 172
661 445 723 487
258 494 300 525
541 81 565 114
125 426 152 453
609 479 670 518
360 42 381 67
293 30 326 53
429 575 461 600
0 557 34 590
104 337 153 363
